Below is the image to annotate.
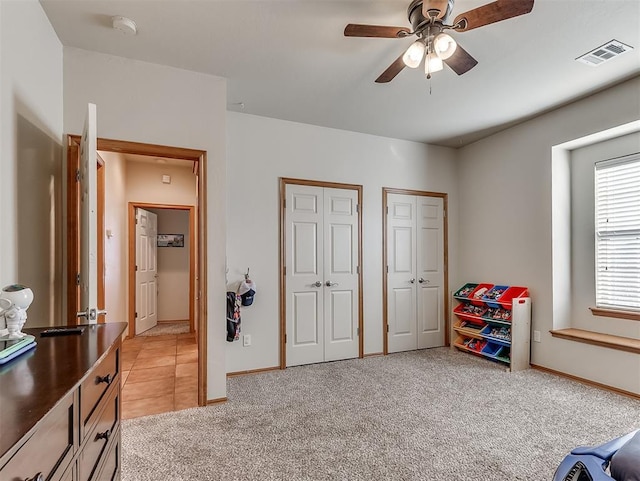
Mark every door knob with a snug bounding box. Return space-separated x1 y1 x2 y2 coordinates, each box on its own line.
312 281 322 288
77 308 107 321
325 281 339 287
418 278 429 284
409 278 415 284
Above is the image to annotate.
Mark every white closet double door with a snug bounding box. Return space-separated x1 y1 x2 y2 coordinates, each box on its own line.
285 184 359 367
387 193 445 353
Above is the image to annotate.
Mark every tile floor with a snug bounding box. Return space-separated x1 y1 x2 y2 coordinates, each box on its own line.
121 331 199 419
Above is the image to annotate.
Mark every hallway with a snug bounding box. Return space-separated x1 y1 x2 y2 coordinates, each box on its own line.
121 331 198 419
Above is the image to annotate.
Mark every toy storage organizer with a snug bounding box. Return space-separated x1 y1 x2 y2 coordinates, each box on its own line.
452 283 531 372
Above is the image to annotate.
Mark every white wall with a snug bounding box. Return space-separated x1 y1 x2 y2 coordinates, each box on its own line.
64 47 227 401
100 151 127 325
127 161 196 206
149 209 191 322
458 77 640 394
570 133 640 336
226 112 458 373
0 0 64 327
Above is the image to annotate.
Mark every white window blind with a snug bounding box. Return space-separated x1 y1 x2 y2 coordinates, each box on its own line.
594 153 640 311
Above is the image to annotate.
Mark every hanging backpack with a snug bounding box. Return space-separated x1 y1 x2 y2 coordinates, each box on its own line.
226 292 241 342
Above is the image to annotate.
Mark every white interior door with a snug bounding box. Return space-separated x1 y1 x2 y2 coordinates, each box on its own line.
286 185 325 366
387 193 445 353
416 196 445 348
78 103 98 323
285 184 359 367
323 188 359 362
387 194 418 353
135 208 158 335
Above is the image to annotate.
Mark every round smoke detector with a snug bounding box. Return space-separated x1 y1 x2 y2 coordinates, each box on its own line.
112 16 137 35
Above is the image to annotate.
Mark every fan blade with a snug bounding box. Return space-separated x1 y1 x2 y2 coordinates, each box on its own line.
375 54 407 83
453 0 534 32
422 0 450 19
344 24 411 38
443 44 478 75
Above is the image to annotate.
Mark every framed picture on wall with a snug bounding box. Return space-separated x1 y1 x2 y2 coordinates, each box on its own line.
157 234 184 247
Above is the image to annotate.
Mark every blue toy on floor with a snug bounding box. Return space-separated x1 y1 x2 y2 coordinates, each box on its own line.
554 430 640 481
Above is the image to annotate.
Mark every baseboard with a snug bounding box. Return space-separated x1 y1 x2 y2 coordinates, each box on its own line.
206 397 228 405
531 364 640 400
363 352 384 358
227 366 281 377
157 319 189 324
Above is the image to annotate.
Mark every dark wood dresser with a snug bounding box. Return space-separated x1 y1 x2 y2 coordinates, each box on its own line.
0 322 127 481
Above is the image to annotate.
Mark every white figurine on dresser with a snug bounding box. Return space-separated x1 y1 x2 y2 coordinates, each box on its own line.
0 284 33 339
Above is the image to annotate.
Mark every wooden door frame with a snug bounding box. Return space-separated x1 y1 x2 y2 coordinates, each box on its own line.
66 135 208 406
279 178 364 369
382 187 450 355
128 203 196 337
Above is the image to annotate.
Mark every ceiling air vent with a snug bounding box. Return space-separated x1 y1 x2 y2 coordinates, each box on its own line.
576 40 633 66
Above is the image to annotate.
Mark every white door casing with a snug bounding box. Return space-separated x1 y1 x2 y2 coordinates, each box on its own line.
387 193 445 353
135 208 158 335
78 103 98 323
285 184 359 367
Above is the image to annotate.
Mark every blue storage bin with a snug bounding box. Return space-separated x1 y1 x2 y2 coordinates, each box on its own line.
482 285 509 308
481 342 502 358
480 324 511 346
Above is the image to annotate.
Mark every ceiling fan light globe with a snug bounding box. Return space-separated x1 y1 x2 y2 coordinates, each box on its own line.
433 33 457 60
425 52 444 76
402 40 425 68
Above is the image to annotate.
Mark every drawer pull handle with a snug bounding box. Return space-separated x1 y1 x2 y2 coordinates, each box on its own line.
25 473 44 481
96 429 111 441
97 373 112 385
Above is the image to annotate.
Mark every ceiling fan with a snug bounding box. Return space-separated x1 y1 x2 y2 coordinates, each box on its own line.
344 0 534 82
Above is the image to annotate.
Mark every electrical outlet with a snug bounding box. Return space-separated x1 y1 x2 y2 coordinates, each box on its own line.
533 330 541 343
243 334 251 347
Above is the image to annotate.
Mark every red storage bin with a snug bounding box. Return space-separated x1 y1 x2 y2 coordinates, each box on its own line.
453 303 487 324
467 338 487 353
469 283 494 306
498 286 528 308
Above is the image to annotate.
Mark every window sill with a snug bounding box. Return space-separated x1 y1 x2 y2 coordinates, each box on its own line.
550 328 640 355
590 307 640 322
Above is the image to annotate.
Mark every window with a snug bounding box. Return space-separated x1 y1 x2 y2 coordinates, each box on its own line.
594 153 640 312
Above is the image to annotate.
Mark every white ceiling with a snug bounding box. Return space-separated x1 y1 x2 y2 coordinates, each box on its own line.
40 0 640 147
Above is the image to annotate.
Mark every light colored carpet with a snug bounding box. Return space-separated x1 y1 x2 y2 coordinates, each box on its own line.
121 348 640 481
138 321 190 337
